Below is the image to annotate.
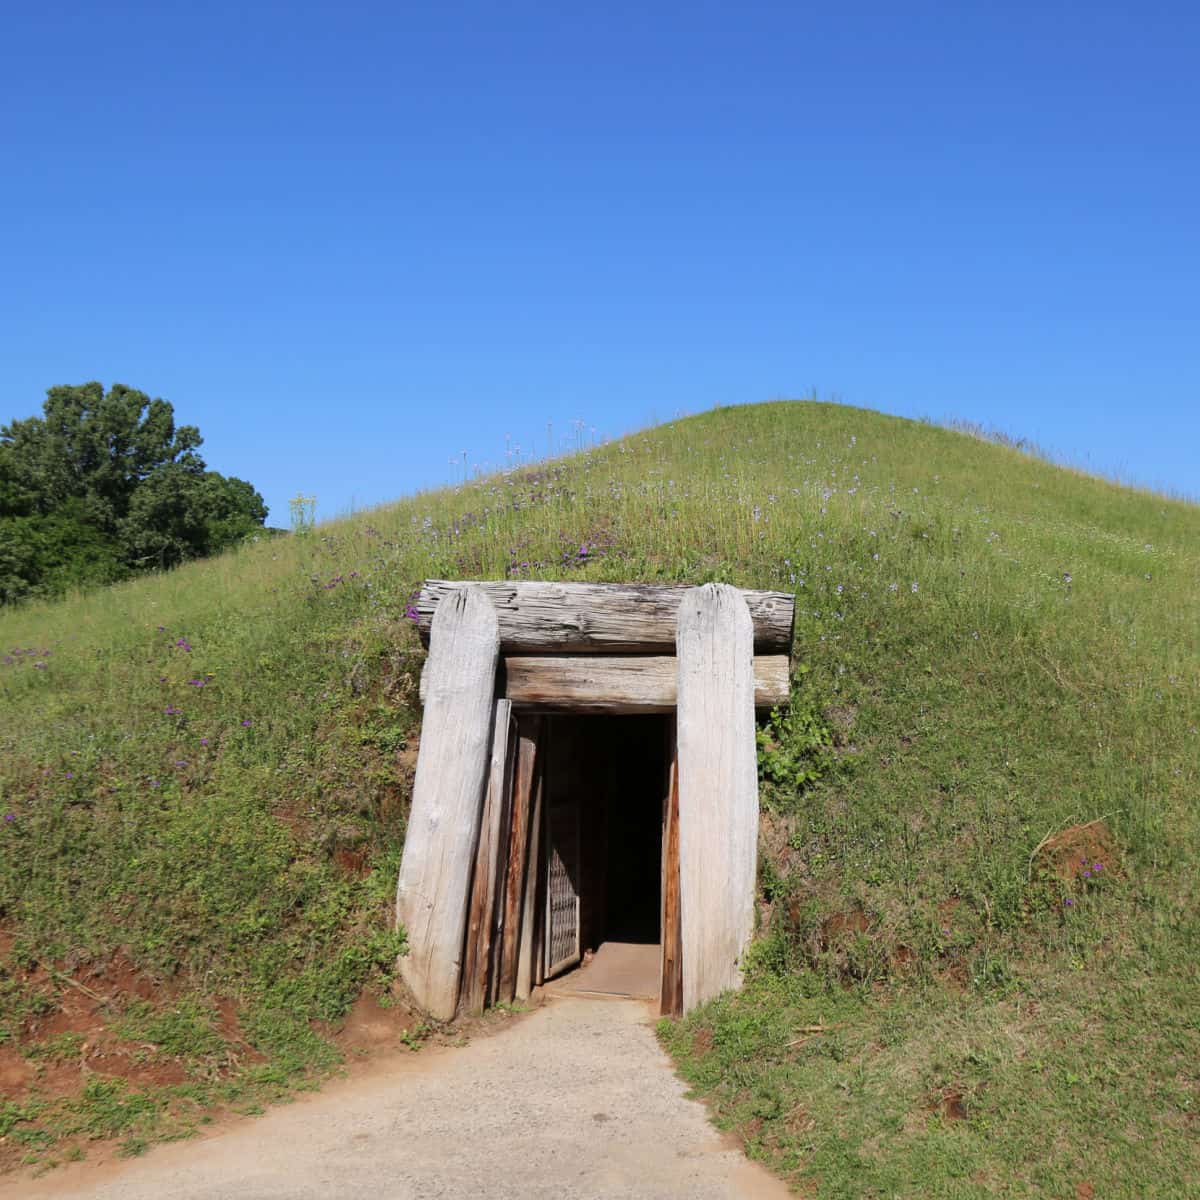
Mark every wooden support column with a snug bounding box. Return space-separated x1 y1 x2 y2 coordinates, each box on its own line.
515 748 544 1002
659 738 683 1018
495 717 543 1004
675 583 759 1013
395 585 499 1021
459 699 516 1017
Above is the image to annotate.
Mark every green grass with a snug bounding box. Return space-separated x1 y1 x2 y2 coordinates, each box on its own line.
1 400 1198 1191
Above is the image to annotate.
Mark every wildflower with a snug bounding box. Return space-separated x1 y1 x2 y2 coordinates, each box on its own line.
199 737 210 747
835 584 843 595
164 705 181 716
174 760 188 768
404 604 420 622
175 638 192 651
34 661 47 670
187 679 206 688
3 814 14 823
158 625 166 632
888 582 898 592
911 581 919 593
1063 572 1072 585
1063 897 1074 907
65 771 74 779
241 719 252 728
1092 862 1103 872
149 779 160 788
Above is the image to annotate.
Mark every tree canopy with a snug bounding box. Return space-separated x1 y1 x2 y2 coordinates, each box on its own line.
0 382 267 603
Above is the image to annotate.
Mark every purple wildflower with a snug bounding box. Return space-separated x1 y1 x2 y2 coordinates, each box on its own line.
175 638 192 652
241 719 252 728
1092 862 1103 872
1063 897 1074 907
3 814 15 823
404 604 420 622
174 760 188 768
199 737 210 746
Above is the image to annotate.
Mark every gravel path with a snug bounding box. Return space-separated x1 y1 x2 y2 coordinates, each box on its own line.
6 997 790 1200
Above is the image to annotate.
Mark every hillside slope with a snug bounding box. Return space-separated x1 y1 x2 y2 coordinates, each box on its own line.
2 401 1198 1193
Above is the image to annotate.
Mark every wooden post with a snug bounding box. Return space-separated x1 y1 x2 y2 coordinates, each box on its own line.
659 736 683 1018
675 583 759 1012
496 716 542 1004
395 585 499 1021
515 748 544 1001
459 699 516 1017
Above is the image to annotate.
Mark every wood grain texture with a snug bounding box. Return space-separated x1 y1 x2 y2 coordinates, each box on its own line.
495 717 542 1004
515 754 544 1001
659 746 683 1018
675 583 759 1013
500 654 789 713
416 580 794 655
459 699 515 1018
395 586 500 1021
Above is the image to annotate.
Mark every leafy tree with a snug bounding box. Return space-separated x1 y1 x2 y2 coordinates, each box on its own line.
0 382 266 601
121 466 268 570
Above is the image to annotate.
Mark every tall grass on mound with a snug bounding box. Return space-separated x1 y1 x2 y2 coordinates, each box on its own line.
2 400 1198 1187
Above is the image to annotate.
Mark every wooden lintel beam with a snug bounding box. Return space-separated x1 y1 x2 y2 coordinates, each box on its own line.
416 580 794 655
417 654 790 712
503 655 790 713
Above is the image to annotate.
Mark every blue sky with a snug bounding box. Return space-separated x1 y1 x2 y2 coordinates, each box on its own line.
3 1 1197 522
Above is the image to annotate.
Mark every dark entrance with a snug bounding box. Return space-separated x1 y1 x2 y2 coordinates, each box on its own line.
541 714 670 992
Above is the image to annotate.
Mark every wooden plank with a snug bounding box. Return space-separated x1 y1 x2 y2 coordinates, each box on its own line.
495 717 542 1004
485 759 515 1009
395 585 500 1021
416 580 794 655
459 699 515 1017
500 654 790 713
659 737 683 1018
675 583 759 1013
515 748 544 1001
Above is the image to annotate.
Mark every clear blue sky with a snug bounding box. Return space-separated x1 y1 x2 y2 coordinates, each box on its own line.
3 1 1197 522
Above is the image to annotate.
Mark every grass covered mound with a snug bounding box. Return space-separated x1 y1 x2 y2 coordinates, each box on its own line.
2 400 1198 1191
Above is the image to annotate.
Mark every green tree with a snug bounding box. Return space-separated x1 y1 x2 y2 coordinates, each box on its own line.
0 382 266 601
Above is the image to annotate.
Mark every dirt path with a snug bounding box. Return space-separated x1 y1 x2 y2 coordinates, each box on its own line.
4 997 791 1200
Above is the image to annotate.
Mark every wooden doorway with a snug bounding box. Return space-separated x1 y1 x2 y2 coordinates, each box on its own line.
540 715 675 1005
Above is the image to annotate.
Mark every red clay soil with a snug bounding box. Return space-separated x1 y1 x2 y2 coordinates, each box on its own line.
3 950 195 1106
820 907 870 946
1032 820 1120 883
928 1087 969 1122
